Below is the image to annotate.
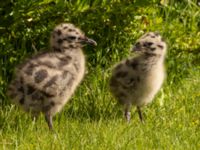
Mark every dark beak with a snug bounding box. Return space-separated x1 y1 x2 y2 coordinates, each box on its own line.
80 37 97 46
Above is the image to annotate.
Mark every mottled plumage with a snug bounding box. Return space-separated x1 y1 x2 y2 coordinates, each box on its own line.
7 23 97 130
110 32 167 122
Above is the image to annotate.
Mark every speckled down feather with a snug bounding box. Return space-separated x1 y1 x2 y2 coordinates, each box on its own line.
109 32 167 122
7 23 97 129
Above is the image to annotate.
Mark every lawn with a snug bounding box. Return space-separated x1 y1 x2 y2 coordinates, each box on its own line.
1 68 200 149
0 0 200 149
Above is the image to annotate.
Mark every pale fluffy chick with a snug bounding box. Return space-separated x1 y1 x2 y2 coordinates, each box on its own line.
7 23 97 130
110 32 166 122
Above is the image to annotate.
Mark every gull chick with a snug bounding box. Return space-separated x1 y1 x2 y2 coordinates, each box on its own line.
7 23 97 130
110 32 166 122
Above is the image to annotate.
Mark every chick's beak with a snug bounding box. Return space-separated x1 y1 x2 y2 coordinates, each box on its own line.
80 37 97 46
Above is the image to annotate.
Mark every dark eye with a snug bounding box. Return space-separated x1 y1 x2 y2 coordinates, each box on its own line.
147 42 153 46
150 48 156 51
144 42 153 47
63 26 68 30
157 44 164 49
67 36 76 40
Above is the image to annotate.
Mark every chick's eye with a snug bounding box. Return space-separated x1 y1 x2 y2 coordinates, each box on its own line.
67 36 76 40
157 44 164 49
144 42 153 47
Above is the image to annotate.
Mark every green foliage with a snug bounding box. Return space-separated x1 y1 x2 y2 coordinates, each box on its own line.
0 0 200 149
1 0 200 102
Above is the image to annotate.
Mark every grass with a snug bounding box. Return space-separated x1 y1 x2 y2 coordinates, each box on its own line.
1 67 200 149
1 0 200 149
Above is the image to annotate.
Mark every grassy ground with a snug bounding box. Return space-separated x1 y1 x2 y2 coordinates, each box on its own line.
1 0 200 149
1 67 200 149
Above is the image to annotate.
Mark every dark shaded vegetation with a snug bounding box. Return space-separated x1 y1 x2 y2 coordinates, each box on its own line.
0 0 199 107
